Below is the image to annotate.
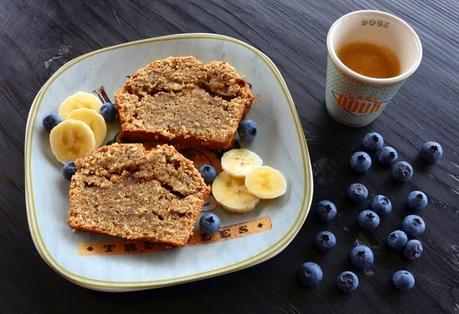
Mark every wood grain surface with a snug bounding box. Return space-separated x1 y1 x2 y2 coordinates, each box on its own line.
1 0 458 313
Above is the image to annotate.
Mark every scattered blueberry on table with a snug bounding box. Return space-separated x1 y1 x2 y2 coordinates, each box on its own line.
350 151 372 173
362 132 384 151
42 112 61 132
314 230 336 252
198 164 217 184
336 271 359 293
407 191 428 210
358 210 380 230
371 195 392 216
347 183 368 202
392 161 414 183
378 146 398 166
295 131 442 292
199 212 221 234
62 161 77 180
350 244 374 269
420 141 443 162
387 230 408 250
402 215 426 237
237 119 257 143
296 262 323 288
100 102 117 122
315 200 337 222
403 239 424 260
392 270 415 291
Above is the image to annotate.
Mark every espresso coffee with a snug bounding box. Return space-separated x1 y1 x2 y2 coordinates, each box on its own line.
337 41 401 78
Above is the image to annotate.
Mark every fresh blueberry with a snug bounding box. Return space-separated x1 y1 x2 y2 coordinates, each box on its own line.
315 200 337 222
62 161 77 181
421 141 443 162
363 132 384 151
314 230 337 252
392 161 414 183
371 195 392 216
350 244 374 269
347 183 368 202
42 112 61 132
238 119 257 143
387 230 408 250
392 270 415 291
378 146 398 166
350 151 372 173
407 191 428 210
199 212 221 234
403 239 423 260
358 210 380 230
402 215 426 238
106 138 117 145
100 102 117 122
336 271 359 293
198 164 217 184
296 262 323 288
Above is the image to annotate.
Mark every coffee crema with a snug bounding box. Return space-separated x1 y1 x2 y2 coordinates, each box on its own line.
337 41 401 78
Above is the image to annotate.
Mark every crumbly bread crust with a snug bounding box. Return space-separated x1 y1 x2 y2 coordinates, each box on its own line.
116 56 253 149
68 143 210 246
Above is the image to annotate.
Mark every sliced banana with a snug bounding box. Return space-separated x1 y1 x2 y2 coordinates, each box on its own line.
245 166 287 199
67 108 107 147
49 119 96 163
58 91 102 119
221 148 263 177
212 171 259 213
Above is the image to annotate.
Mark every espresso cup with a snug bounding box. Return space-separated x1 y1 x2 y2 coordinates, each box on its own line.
325 10 422 127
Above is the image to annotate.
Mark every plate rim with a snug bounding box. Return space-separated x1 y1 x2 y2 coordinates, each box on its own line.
24 33 313 291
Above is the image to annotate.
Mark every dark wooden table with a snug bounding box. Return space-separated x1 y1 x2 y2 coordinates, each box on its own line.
1 0 458 313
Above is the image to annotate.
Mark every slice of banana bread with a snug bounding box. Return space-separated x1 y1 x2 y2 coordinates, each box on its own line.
68 143 210 246
116 56 254 150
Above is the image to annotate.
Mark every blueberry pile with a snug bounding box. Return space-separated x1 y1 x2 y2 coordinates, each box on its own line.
297 132 443 292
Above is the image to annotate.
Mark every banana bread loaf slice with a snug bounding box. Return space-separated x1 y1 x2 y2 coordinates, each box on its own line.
68 143 210 246
116 56 253 150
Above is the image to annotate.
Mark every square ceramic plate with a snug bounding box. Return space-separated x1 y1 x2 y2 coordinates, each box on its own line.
25 33 313 292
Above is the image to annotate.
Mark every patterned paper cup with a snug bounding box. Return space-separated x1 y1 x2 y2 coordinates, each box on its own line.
325 10 422 127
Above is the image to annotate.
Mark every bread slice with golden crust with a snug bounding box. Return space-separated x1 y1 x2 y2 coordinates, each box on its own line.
68 143 210 246
116 56 253 150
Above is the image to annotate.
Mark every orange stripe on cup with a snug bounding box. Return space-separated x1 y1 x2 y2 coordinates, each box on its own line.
345 99 354 110
363 102 372 113
358 102 367 113
349 101 359 112
372 102 382 112
337 95 346 107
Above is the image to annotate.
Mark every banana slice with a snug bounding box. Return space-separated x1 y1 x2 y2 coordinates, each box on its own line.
67 108 107 147
212 171 259 213
245 166 287 199
58 91 101 119
221 148 263 177
49 119 96 163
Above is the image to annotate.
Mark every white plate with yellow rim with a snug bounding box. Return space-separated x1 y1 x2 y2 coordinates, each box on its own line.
25 33 313 292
